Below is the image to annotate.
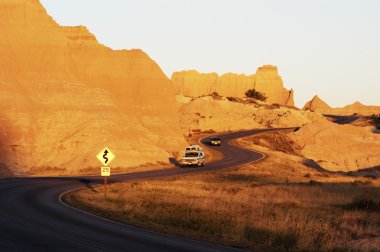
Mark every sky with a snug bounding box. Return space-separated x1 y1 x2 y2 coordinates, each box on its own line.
40 0 380 107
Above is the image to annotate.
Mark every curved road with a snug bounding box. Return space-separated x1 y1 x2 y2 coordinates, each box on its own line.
0 129 282 252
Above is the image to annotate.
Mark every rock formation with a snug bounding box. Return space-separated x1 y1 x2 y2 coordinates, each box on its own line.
255 65 294 106
290 118 380 172
0 0 185 175
172 65 294 106
177 95 320 135
303 95 332 112
336 102 380 116
177 95 380 172
303 96 380 116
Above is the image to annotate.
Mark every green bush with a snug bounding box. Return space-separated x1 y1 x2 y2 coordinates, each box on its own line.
245 89 267 101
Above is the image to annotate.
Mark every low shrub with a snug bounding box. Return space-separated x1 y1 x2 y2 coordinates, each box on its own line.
245 89 267 101
226 96 239 102
371 114 380 129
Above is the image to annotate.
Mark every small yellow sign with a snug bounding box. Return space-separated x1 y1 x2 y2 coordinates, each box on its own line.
96 147 115 166
101 167 111 177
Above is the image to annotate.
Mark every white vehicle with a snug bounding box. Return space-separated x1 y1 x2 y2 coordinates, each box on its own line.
180 145 205 167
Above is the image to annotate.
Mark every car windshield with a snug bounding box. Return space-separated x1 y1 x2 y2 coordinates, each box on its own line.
186 147 199 151
184 152 199 158
211 137 221 141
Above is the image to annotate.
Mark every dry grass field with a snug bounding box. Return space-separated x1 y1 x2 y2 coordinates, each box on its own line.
21 161 174 177
65 132 380 252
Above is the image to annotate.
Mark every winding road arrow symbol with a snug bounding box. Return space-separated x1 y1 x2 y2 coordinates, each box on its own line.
103 150 109 164
97 147 115 166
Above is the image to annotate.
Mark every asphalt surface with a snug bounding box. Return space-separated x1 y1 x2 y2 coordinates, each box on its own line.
0 128 281 252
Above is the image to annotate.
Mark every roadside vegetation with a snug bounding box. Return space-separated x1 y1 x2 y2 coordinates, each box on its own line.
372 114 380 129
66 133 380 252
245 89 267 101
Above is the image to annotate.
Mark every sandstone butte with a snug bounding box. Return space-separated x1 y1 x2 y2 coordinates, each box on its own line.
171 65 295 106
304 95 380 116
0 0 186 176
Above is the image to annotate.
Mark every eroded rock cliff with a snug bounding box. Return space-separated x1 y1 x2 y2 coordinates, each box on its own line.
0 0 185 175
172 65 294 106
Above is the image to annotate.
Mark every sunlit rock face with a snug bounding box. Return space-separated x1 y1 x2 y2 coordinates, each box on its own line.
303 96 380 116
337 102 380 115
0 0 185 175
172 65 294 106
176 95 319 134
290 117 380 172
303 95 332 112
254 65 294 106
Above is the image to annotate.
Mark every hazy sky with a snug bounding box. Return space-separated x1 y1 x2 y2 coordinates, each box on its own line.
40 0 380 107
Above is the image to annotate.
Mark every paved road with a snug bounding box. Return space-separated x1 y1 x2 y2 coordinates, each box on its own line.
0 129 282 252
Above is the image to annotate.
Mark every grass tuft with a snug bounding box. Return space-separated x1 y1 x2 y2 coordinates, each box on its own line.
348 195 380 211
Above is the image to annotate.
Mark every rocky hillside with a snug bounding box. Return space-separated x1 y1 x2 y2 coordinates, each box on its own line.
290 118 380 172
304 96 380 116
0 0 186 175
172 65 294 106
177 95 380 172
176 94 319 135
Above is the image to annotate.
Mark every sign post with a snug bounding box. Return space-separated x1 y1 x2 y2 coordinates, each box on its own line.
101 167 111 198
105 176 107 198
97 148 115 199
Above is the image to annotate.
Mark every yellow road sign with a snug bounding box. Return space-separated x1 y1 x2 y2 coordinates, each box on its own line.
96 147 115 166
101 167 111 177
